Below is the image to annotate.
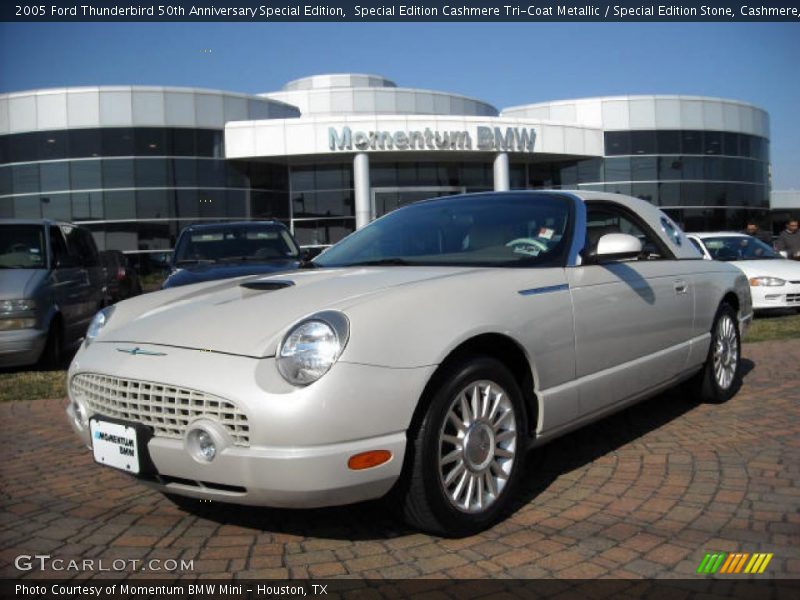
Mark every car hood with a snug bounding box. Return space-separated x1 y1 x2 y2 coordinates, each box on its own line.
162 259 300 288
0 269 47 300
100 266 482 358
728 258 800 281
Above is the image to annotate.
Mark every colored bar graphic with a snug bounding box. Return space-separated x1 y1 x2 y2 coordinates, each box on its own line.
720 553 736 573
745 554 761 573
734 553 750 573
701 552 774 575
758 554 773 573
711 553 726 573
697 553 713 574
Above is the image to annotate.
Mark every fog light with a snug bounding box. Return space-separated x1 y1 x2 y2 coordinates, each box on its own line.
188 428 217 462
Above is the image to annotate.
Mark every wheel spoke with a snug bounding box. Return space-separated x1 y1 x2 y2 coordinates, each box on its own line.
492 408 512 431
480 385 491 418
447 410 465 433
464 473 475 509
452 469 468 502
484 470 497 497
441 434 461 447
459 394 472 427
444 460 466 486
495 447 514 459
470 386 480 422
495 430 516 443
490 460 510 479
441 448 461 465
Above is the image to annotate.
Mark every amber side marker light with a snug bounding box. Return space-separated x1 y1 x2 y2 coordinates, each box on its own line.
348 450 392 470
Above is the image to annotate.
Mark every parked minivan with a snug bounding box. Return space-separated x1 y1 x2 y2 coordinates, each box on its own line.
0 219 106 368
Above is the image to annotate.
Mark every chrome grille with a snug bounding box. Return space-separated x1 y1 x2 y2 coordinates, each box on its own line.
71 373 250 446
786 293 800 304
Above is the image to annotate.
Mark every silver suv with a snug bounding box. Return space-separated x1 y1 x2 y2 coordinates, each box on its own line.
0 219 106 368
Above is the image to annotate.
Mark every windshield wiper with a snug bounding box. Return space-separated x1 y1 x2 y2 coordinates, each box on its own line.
345 258 413 267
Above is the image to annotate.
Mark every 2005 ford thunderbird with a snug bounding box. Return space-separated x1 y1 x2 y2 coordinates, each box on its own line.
67 191 752 535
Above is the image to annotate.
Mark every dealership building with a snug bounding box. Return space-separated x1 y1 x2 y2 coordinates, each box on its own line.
0 73 773 254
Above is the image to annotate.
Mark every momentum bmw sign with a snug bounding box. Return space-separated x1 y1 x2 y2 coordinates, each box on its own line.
328 125 536 153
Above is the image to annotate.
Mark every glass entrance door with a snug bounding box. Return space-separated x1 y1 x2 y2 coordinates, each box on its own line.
372 186 466 219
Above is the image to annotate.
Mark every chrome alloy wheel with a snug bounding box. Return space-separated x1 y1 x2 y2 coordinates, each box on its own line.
437 380 517 513
713 313 739 390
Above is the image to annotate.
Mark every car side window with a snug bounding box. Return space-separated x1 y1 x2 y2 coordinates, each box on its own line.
49 227 70 268
63 226 99 267
584 205 670 261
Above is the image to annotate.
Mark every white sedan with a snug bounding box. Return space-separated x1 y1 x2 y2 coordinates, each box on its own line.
687 232 800 311
67 191 752 536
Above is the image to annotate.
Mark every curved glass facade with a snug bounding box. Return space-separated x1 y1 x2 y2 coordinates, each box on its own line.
526 129 770 231
0 127 289 252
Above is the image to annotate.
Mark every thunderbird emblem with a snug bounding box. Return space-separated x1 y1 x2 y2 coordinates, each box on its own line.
116 347 166 356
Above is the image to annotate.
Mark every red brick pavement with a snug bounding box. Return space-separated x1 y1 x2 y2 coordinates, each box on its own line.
1 340 798 580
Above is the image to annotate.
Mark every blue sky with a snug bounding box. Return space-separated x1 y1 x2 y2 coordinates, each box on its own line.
1 22 797 188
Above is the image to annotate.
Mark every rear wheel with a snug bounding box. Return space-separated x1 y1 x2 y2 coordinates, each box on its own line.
689 303 741 403
396 357 525 537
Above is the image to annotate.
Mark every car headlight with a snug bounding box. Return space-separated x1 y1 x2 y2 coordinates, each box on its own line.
0 298 36 314
277 311 349 386
85 306 115 346
749 277 786 287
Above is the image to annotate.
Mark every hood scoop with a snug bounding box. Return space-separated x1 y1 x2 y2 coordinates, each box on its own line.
239 279 295 291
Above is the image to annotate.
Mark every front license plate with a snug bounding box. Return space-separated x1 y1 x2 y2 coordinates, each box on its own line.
90 418 141 474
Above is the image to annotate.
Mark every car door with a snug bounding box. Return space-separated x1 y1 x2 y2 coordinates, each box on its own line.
566 202 695 417
61 225 99 341
48 225 85 344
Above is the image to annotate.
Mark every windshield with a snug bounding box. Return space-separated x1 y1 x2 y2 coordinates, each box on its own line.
315 193 573 268
174 224 300 265
701 236 780 261
0 225 47 269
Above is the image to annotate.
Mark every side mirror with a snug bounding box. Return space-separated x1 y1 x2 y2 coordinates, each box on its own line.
591 233 643 262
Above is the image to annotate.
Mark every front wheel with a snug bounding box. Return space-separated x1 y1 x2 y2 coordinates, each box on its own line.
396 357 525 537
689 303 741 403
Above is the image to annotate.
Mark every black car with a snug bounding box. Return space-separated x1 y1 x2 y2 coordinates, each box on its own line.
99 250 143 302
162 221 305 289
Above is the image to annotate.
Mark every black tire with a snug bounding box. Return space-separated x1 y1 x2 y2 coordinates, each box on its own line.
688 303 741 403
39 319 63 369
395 357 526 537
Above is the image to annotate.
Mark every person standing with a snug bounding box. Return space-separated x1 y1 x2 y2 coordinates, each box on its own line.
740 221 772 244
774 218 800 260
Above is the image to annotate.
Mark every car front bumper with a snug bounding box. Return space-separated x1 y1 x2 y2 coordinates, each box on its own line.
67 341 436 508
0 327 46 368
750 282 800 310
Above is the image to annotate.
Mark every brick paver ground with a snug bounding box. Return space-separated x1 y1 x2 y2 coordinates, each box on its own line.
1 340 798 580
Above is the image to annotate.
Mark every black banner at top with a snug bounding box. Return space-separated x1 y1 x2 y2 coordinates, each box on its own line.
3 0 800 22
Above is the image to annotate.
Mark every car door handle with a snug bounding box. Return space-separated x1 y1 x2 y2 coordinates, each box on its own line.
674 279 688 295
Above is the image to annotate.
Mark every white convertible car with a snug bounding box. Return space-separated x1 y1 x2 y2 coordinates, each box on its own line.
686 232 800 311
67 191 752 536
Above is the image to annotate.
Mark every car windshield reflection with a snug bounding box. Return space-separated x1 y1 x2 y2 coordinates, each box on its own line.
315 193 573 269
